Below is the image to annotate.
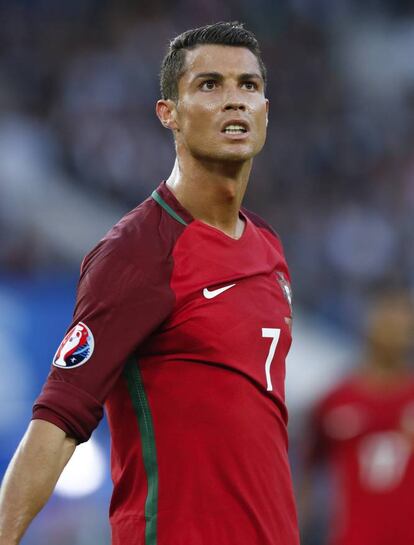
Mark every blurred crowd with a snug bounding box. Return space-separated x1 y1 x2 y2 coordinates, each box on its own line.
1 0 414 331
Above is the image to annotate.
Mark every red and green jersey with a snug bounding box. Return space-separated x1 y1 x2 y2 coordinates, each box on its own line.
307 374 414 545
33 182 299 545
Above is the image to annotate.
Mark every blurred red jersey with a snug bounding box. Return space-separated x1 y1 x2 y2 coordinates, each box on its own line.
33 182 299 545
308 374 414 545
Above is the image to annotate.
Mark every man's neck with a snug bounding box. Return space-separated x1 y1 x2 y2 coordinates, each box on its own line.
358 351 408 388
166 155 252 239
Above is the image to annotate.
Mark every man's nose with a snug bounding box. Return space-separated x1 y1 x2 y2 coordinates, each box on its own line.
223 101 246 111
222 86 247 111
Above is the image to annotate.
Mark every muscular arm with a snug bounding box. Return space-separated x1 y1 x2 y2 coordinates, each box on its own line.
0 419 77 545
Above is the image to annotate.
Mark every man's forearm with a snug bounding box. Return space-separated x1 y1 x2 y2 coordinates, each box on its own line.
0 419 77 545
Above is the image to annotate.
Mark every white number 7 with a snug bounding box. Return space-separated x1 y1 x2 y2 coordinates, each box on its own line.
261 328 281 391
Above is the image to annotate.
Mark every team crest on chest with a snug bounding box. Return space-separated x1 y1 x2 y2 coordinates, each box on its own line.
276 272 293 315
53 322 95 369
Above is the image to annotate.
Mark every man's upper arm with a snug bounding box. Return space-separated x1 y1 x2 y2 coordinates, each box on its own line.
32 210 176 443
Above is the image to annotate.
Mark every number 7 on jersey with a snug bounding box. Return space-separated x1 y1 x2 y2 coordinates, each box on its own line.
261 328 281 391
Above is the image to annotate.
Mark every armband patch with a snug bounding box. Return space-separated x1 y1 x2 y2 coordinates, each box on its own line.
53 322 95 369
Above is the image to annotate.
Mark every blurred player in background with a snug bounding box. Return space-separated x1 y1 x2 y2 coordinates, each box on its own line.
0 22 299 545
301 291 414 545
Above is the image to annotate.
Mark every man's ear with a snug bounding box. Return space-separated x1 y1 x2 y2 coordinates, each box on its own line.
156 99 179 131
265 98 269 127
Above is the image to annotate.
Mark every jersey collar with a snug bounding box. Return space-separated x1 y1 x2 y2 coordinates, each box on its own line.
151 181 194 226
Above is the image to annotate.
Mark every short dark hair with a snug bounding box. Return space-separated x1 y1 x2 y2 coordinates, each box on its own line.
160 21 267 102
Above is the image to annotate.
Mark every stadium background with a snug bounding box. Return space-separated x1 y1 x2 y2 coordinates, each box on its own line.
1 0 413 543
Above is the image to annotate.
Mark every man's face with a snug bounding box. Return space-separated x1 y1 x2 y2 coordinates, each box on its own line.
368 297 414 361
172 44 268 163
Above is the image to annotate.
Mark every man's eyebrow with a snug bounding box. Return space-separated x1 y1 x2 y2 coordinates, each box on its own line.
192 71 263 82
239 72 262 81
192 71 223 81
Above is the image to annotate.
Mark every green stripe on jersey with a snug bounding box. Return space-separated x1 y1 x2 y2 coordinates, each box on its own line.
124 360 158 545
151 190 188 226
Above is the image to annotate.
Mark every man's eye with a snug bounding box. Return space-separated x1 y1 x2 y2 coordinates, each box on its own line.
242 81 257 90
200 80 217 91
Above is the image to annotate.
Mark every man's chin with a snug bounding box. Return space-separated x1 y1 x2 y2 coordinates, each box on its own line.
196 147 257 164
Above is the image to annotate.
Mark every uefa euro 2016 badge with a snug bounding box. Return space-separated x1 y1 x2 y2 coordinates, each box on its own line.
276 271 293 316
53 322 95 369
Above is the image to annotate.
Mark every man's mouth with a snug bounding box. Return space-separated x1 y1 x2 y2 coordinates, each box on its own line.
223 124 248 134
221 120 250 134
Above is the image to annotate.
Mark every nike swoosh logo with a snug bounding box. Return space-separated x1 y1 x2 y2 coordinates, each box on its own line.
203 284 236 299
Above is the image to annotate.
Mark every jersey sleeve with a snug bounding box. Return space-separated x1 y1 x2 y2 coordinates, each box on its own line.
32 208 176 443
242 207 290 273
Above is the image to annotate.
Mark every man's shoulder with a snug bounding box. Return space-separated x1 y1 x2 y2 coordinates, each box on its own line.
81 191 184 275
242 207 281 242
103 195 162 254
315 375 362 413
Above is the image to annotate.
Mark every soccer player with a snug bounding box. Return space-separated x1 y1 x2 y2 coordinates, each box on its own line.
0 22 299 545
301 293 414 545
